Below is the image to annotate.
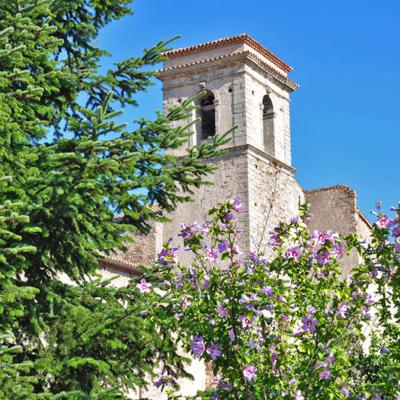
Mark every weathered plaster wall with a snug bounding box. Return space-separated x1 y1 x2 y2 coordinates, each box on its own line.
355 211 372 242
163 150 251 264
162 146 303 264
305 185 371 275
243 63 292 164
247 150 304 257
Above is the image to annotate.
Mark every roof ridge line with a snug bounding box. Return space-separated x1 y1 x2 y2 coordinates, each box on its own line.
164 33 293 73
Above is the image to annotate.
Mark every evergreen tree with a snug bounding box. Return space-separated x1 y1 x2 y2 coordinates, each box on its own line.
0 1 229 397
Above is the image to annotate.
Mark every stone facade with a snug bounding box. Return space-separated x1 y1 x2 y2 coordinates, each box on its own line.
159 34 304 261
305 184 371 276
98 34 371 399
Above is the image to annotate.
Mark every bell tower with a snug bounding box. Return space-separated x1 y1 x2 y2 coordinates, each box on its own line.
158 34 304 258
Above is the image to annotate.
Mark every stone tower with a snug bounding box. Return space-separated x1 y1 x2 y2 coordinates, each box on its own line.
158 34 304 258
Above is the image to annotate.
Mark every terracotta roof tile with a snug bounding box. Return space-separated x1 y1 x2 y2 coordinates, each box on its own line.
164 33 293 73
99 256 139 274
160 50 299 91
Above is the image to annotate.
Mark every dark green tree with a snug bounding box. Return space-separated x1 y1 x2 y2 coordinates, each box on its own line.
0 0 229 397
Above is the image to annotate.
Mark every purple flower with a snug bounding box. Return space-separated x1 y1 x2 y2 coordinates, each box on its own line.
285 246 302 261
332 242 346 260
362 305 370 316
136 278 152 294
206 342 221 360
179 222 200 240
181 296 191 310
316 249 331 265
232 244 242 255
380 346 390 354
218 221 228 231
366 293 376 305
301 314 318 333
201 223 210 234
307 305 316 315
228 327 236 341
218 239 229 253
243 365 257 382
205 246 218 261
340 388 350 398
218 304 229 318
154 371 168 388
231 196 245 213
191 336 206 358
224 211 236 223
157 246 178 266
325 352 335 364
371 268 384 280
239 293 258 309
312 230 334 245
280 314 289 322
239 294 251 305
294 391 305 400
319 368 331 379
279 295 287 303
376 216 393 229
392 225 400 237
175 279 183 289
270 345 278 371
262 286 273 296
270 234 281 247
337 302 348 319
248 337 260 350
238 315 254 328
249 250 267 266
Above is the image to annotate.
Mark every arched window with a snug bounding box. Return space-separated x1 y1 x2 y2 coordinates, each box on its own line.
198 91 216 140
262 95 275 155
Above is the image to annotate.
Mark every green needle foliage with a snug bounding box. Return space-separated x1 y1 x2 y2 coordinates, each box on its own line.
0 0 229 397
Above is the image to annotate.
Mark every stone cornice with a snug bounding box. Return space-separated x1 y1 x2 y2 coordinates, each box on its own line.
164 33 293 73
99 257 138 275
187 143 297 174
158 51 299 92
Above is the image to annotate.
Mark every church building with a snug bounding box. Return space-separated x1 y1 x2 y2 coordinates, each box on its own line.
101 33 370 277
98 34 371 398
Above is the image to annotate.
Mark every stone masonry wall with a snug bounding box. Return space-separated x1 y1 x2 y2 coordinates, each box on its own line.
240 63 292 165
305 185 371 276
247 149 304 258
161 56 293 165
164 150 251 264
107 222 164 267
161 63 246 157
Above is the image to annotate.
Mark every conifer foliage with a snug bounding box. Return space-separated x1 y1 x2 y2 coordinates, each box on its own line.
0 1 228 397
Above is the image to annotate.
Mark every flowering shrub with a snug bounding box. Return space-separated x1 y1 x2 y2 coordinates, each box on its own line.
143 198 400 399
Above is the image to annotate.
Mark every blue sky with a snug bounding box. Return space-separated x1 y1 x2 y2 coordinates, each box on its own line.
98 0 400 219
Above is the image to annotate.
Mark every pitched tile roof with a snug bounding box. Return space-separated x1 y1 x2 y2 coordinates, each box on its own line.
164 33 293 73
